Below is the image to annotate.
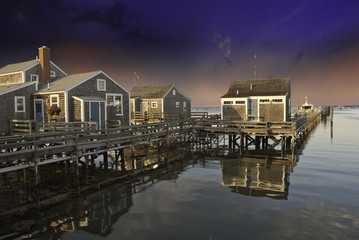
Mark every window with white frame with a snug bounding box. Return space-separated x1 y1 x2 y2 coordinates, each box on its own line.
15 96 25 112
50 71 56 77
273 99 283 103
97 79 106 91
152 102 157 108
173 90 176 95
183 102 187 111
260 99 270 103
107 94 123 115
235 101 245 104
176 102 180 108
223 101 233 104
30 74 39 82
50 94 59 106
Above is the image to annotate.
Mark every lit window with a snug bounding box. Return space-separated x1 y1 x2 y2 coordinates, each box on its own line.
107 95 114 105
107 94 123 115
115 95 122 114
152 102 157 108
173 90 176 95
50 94 59 106
30 74 39 82
50 71 56 77
223 101 233 104
235 101 245 104
15 96 25 112
176 102 180 108
97 79 106 91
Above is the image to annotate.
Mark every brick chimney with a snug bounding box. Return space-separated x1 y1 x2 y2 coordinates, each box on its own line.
38 46 50 84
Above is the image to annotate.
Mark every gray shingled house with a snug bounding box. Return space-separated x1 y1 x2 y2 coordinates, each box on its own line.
0 50 66 135
0 46 130 135
34 70 130 128
221 79 291 122
130 84 191 122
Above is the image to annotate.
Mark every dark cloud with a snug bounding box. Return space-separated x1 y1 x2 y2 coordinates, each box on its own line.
213 33 233 66
122 27 160 46
71 1 127 30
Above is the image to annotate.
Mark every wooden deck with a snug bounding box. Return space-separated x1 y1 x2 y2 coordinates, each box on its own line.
194 110 322 137
0 120 194 173
0 110 322 174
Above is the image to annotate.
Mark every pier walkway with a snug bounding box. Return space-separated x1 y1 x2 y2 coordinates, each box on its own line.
0 110 322 174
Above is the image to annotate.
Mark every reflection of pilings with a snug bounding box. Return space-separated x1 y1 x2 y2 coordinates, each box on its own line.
330 107 334 139
205 133 296 159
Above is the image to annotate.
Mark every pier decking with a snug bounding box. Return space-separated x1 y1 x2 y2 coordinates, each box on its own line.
0 109 323 186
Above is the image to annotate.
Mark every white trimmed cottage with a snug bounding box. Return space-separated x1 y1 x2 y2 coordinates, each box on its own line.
221 78 291 122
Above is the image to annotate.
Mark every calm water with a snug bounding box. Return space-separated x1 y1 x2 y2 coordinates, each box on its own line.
2 109 359 239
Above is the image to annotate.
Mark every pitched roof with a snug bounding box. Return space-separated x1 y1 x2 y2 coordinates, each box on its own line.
37 71 101 93
221 78 290 98
0 59 39 74
130 84 174 99
0 81 37 96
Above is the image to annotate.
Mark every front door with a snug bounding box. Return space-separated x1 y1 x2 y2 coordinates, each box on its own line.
34 99 44 123
90 102 100 128
247 98 258 121
141 102 148 112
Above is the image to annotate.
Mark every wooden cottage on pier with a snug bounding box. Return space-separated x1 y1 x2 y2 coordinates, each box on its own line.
221 78 291 122
34 70 130 129
130 84 191 123
0 46 130 135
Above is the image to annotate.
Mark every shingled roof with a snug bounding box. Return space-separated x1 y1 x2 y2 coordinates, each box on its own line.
130 84 174 99
0 59 39 74
0 81 37 95
221 78 290 98
37 71 101 93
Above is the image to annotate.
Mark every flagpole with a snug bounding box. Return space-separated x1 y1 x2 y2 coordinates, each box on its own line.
134 72 136 87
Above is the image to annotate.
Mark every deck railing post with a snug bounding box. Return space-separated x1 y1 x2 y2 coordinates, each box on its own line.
33 138 40 187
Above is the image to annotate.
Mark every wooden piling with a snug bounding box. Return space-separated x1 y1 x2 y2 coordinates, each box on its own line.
240 134 244 154
103 152 108 171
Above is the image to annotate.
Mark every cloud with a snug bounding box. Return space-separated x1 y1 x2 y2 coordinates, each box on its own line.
213 32 233 66
71 1 127 30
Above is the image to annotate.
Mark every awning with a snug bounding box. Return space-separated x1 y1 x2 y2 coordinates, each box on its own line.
72 96 106 102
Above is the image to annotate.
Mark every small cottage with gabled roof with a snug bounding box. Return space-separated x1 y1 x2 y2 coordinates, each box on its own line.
130 83 191 122
0 46 130 135
34 70 130 128
221 78 291 122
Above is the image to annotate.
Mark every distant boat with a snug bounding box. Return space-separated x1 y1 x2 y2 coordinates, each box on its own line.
301 96 314 111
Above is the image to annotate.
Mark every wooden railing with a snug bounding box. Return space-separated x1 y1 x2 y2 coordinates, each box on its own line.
191 112 208 119
9 120 97 135
107 120 121 128
193 110 322 136
193 119 294 136
0 119 195 171
131 112 190 123
293 110 322 132
9 119 38 135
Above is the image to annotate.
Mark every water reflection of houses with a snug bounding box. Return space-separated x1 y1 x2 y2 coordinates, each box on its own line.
78 186 133 236
221 157 290 199
8 185 134 239
3 149 187 238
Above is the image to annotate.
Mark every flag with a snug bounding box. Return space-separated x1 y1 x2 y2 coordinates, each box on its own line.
134 72 140 80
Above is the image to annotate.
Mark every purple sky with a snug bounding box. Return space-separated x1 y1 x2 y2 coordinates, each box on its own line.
1 0 359 106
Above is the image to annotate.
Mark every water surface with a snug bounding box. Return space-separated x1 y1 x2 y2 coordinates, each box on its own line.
2 109 359 239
